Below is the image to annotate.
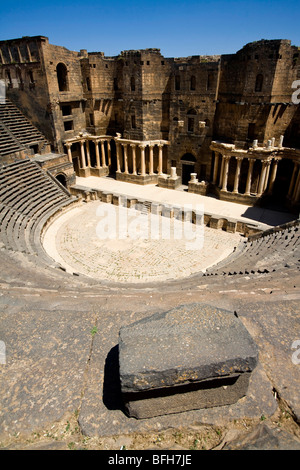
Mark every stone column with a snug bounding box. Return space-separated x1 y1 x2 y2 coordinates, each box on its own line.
257 160 269 197
267 158 280 195
107 140 111 166
212 152 219 184
263 161 271 192
233 157 243 194
158 145 163 175
219 154 225 187
80 140 86 168
116 142 121 173
149 145 154 175
245 158 255 196
95 140 101 168
140 144 146 176
221 156 230 192
131 144 137 175
278 135 284 148
123 143 128 174
100 140 107 167
287 162 298 199
65 143 72 163
86 140 91 167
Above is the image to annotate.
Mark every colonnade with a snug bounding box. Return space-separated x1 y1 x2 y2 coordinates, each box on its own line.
212 152 281 198
65 137 111 170
115 139 168 177
212 151 300 203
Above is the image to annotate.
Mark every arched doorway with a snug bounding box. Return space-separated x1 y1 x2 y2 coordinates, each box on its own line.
181 153 197 185
56 63 69 92
56 173 67 187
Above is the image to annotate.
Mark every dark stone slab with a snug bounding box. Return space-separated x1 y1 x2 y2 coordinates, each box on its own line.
119 303 258 418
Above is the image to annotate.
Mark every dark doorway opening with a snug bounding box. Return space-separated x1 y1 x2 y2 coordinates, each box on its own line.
181 153 196 185
56 173 67 187
182 164 195 185
272 159 294 202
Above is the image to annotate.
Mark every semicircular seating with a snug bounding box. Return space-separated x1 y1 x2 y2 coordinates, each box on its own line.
203 221 300 277
0 158 78 266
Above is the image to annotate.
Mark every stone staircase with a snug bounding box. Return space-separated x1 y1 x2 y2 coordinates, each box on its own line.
0 122 26 156
0 99 49 156
203 221 300 277
0 158 77 265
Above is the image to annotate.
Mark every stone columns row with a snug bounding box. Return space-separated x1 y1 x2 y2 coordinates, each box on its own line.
213 152 281 197
65 139 111 169
116 142 164 177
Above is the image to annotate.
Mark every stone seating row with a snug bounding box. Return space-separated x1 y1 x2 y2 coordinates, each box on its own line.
0 160 77 260
0 123 25 156
203 223 299 276
0 99 48 150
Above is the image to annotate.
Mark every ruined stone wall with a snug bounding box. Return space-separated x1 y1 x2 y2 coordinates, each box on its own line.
117 49 170 141
0 37 53 144
41 41 86 152
166 56 220 179
213 40 300 148
1 35 299 190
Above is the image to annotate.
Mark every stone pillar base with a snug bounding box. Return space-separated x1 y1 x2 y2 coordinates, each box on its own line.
158 174 181 189
188 181 209 195
90 167 109 177
116 172 158 185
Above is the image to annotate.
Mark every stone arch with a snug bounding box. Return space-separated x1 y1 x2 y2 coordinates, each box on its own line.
56 63 69 92
181 152 197 163
56 173 67 187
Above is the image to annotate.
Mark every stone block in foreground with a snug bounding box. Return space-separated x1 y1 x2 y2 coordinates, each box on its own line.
118 303 258 419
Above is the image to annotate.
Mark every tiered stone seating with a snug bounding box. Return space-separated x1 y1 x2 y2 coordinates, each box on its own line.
0 122 25 156
0 159 77 263
203 222 300 276
0 99 48 154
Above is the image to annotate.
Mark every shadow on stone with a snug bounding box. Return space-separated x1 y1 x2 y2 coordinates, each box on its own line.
102 344 125 412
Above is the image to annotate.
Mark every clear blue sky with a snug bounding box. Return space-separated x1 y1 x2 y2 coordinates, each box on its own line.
0 0 299 57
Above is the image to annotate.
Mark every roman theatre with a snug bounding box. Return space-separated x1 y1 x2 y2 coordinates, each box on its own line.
0 35 300 449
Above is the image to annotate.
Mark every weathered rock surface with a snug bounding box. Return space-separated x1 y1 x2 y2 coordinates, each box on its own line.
119 303 258 418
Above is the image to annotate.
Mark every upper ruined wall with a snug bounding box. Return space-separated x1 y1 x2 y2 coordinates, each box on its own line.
0 36 299 150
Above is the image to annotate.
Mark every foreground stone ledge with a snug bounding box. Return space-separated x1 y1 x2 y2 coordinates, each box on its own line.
119 303 258 418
